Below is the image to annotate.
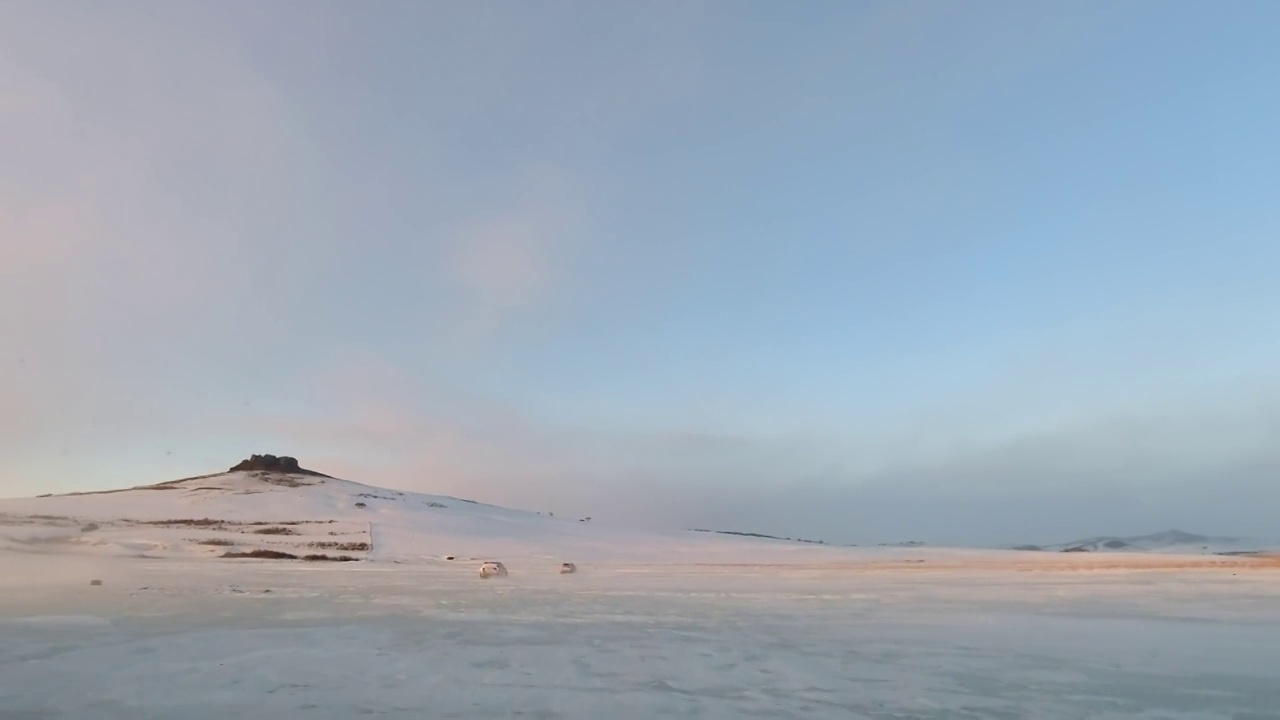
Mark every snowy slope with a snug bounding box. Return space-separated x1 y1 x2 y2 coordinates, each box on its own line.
1030 529 1274 555
0 468 848 567
4 465 1277 570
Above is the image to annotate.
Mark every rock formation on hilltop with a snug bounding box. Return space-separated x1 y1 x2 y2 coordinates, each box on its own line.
228 454 329 477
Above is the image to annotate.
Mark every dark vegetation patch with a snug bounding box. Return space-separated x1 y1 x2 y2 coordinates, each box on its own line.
80 523 100 533
424 501 446 509
357 493 396 500
308 541 371 552
252 526 297 535
197 538 235 546
302 554 360 562
246 520 335 525
221 549 298 560
144 518 229 529
137 518 335 530
354 502 367 509
690 528 827 545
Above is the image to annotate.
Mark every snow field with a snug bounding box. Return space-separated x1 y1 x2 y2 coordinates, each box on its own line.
2 555 1279 719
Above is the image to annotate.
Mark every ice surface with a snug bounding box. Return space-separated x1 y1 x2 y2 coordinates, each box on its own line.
2 553 1279 719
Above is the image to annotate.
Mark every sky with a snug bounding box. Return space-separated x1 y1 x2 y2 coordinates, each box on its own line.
3 1 1280 546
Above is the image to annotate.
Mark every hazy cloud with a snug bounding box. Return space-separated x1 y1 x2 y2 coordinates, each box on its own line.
3 2 1279 549
220 347 1280 545
442 169 587 349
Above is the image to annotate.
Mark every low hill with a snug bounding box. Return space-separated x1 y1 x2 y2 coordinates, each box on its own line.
0 456 842 567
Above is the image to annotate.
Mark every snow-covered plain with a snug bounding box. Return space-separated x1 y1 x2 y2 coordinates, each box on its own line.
3 470 1279 718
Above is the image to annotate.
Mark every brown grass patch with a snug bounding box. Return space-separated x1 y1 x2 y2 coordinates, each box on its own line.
308 541 371 552
252 526 297 535
144 518 227 527
302 554 360 562
244 520 334 526
197 538 235 547
221 549 298 560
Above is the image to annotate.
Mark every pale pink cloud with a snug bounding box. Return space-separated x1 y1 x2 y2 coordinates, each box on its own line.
0 8 310 316
442 168 587 350
0 3 324 472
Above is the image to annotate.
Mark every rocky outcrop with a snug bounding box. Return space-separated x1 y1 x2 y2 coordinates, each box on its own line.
228 454 329 477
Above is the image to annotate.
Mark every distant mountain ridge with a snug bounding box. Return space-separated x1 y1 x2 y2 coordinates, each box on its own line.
1016 530 1269 555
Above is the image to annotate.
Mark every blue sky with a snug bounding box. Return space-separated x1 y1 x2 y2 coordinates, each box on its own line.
3 1 1279 545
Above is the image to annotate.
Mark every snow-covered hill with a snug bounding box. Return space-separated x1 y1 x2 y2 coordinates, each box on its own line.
4 458 1276 571
1023 530 1273 555
0 458 845 568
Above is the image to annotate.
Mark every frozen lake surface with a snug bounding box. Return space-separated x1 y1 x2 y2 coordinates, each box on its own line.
2 555 1278 720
